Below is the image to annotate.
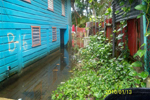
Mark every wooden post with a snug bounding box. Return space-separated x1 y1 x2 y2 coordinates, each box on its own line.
112 1 116 57
104 16 106 37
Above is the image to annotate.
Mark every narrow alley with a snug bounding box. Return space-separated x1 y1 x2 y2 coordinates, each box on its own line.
0 48 74 100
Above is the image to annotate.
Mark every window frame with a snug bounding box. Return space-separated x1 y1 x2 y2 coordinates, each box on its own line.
22 0 31 3
48 0 54 12
52 27 57 42
31 26 41 47
61 0 65 16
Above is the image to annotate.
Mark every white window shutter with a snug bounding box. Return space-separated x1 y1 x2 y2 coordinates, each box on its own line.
62 0 65 16
48 0 53 10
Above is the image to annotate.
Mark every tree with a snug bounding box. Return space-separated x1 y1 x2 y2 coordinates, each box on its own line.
71 0 112 27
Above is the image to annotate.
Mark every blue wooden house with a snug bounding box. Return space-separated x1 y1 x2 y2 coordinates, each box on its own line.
0 0 71 82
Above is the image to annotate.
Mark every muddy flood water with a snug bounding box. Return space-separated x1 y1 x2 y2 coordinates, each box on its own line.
0 48 75 100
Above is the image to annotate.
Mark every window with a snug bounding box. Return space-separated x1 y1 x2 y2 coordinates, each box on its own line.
62 0 65 16
48 0 54 11
31 26 41 47
52 27 57 41
22 0 31 3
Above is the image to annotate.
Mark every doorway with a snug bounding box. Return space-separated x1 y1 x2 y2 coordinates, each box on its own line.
60 29 67 71
60 29 66 49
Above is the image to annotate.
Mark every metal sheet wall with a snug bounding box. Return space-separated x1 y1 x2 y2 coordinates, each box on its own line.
112 0 143 57
112 0 141 23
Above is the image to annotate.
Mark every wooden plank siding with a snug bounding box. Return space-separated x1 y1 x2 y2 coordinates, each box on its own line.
0 0 71 82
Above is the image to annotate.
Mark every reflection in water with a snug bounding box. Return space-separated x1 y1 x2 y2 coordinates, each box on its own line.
22 81 43 100
33 81 42 100
60 49 69 71
0 48 73 100
53 67 58 84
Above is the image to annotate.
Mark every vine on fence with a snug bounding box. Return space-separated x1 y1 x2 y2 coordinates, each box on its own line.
114 0 149 74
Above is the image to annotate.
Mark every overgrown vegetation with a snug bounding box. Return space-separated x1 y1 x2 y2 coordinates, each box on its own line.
135 0 150 36
52 32 148 100
134 0 150 72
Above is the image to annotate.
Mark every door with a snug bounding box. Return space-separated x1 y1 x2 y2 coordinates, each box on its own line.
60 29 65 49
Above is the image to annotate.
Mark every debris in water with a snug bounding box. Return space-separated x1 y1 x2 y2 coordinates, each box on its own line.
69 70 73 73
61 82 65 84
53 69 58 71
0 98 13 100
68 66 71 68
78 61 81 63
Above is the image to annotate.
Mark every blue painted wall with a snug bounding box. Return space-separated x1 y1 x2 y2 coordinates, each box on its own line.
0 0 71 82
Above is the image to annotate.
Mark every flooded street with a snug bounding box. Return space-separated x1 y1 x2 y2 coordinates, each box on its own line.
0 48 74 100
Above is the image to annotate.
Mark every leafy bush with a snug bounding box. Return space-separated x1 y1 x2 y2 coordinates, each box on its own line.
51 32 148 100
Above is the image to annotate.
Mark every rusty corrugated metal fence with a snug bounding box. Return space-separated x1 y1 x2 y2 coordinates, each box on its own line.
112 0 144 57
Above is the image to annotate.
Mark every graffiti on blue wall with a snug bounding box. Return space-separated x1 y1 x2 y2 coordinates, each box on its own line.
7 33 19 52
